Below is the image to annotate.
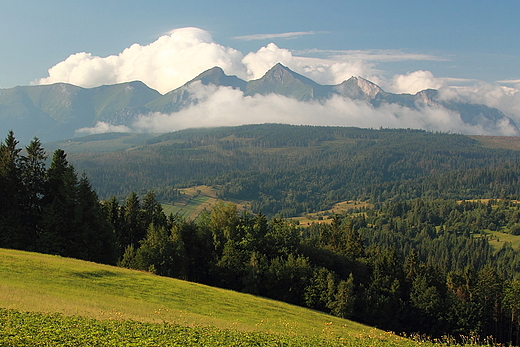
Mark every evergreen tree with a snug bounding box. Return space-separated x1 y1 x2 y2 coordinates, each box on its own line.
19 137 47 249
304 267 337 312
132 223 175 275
121 192 144 248
503 280 520 345
344 219 365 259
142 190 167 228
0 131 24 248
330 273 355 319
102 196 124 250
72 174 118 264
40 149 77 255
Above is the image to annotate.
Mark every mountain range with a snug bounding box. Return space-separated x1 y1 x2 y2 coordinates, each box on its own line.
1 63 517 143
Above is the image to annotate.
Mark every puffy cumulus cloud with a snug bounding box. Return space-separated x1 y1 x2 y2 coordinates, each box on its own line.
76 122 132 136
36 27 378 94
242 43 295 79
383 70 445 94
38 27 247 94
131 83 518 136
37 52 120 88
36 26 520 128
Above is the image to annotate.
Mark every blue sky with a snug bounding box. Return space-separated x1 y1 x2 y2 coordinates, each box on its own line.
2 0 520 90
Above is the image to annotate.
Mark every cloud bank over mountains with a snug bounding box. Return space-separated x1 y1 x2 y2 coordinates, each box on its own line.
36 27 520 136
35 27 444 94
126 82 516 137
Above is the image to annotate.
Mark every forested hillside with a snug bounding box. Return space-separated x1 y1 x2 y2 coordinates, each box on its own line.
3 128 520 344
64 124 520 216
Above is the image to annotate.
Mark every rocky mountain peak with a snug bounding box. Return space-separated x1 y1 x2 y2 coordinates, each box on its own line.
353 76 382 99
334 76 382 100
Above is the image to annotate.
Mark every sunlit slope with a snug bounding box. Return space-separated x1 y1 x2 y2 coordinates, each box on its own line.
0 248 396 341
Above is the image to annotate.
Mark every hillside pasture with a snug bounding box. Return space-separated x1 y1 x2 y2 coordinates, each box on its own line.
0 248 386 340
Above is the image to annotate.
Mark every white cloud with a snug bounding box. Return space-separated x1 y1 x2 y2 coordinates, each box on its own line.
301 49 446 62
496 79 520 85
36 26 520 131
34 27 414 94
233 31 323 41
438 82 520 123
38 27 247 94
242 43 377 85
76 121 132 136
384 70 446 94
131 83 518 136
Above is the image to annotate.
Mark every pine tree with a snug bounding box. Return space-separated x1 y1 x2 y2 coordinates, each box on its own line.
40 149 77 255
121 192 144 248
0 131 24 248
344 219 365 259
19 137 47 249
142 190 167 228
331 273 355 319
72 174 118 264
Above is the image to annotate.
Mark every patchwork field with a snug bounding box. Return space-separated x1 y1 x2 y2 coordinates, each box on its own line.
161 185 250 220
292 200 372 226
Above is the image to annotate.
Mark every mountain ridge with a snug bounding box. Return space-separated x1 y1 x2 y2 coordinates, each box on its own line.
0 63 517 142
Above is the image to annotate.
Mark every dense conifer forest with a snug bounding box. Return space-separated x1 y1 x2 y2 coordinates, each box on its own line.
0 131 117 264
65 124 520 216
3 127 520 344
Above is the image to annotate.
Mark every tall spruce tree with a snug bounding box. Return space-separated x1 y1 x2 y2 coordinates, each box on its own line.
19 137 47 249
40 149 77 255
121 192 144 248
0 131 24 248
72 174 118 264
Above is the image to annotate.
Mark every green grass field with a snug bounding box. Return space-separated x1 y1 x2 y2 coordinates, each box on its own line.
162 195 210 218
0 248 445 346
160 185 251 220
482 230 520 252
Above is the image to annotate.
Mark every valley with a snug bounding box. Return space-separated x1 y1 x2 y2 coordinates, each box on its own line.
3 124 520 345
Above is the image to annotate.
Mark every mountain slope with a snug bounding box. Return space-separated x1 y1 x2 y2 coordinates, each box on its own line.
245 63 331 100
0 248 400 343
0 82 161 142
57 124 520 217
1 64 517 142
334 76 384 100
146 66 247 114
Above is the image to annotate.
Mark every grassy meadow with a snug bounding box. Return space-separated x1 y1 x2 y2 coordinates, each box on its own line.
0 248 449 346
292 200 372 226
159 185 370 225
161 185 250 220
483 230 520 252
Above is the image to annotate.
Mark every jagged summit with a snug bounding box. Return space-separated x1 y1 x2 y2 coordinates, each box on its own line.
188 66 247 91
259 63 321 87
352 76 383 99
245 63 330 100
335 76 383 100
0 62 518 142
